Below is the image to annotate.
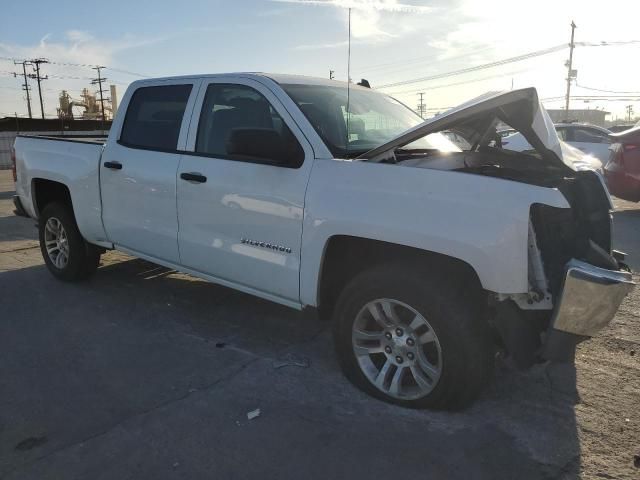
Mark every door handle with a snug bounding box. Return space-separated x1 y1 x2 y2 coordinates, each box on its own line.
180 172 207 183
103 161 122 170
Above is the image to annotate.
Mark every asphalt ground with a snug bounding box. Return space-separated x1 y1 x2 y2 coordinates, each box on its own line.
1 170 638 479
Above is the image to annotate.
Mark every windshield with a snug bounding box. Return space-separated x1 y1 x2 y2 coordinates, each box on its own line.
281 83 460 158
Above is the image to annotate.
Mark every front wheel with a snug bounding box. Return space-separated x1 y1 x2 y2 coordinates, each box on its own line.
39 202 100 282
333 264 493 410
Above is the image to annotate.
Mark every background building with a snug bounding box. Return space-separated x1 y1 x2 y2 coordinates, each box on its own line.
546 108 610 126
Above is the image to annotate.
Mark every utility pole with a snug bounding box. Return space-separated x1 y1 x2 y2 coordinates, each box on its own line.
329 70 335 80
564 21 577 114
28 58 49 119
626 105 634 122
13 60 33 118
417 92 426 119
91 66 108 124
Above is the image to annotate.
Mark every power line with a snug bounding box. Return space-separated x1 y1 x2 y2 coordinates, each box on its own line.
106 66 149 78
356 46 495 75
377 44 567 89
575 84 640 94
575 40 640 47
386 68 531 96
0 56 150 78
375 39 640 91
543 95 640 102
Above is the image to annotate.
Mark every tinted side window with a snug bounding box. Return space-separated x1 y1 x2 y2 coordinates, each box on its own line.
196 84 303 168
555 127 568 141
120 84 192 151
572 127 610 144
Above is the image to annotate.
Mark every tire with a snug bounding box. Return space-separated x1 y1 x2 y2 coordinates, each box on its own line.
333 263 494 410
39 202 101 282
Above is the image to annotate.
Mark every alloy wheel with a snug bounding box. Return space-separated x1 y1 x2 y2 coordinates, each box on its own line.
44 217 69 269
352 298 443 400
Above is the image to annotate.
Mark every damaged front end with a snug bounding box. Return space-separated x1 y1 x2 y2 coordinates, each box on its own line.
493 170 634 366
357 86 635 367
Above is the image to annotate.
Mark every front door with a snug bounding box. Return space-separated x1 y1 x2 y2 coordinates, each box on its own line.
176 79 314 304
567 126 612 164
101 81 199 263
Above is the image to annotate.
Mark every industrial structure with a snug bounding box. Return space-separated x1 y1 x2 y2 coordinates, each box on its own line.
57 85 118 120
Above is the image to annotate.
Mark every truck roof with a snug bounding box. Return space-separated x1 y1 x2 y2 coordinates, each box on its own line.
129 72 372 90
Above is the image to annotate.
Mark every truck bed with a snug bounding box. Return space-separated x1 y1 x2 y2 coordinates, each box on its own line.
18 134 107 145
13 134 108 245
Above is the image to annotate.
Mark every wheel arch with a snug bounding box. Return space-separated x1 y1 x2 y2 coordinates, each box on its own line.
315 235 485 319
31 178 74 219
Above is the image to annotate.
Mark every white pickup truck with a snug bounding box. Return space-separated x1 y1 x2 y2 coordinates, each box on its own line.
12 74 635 409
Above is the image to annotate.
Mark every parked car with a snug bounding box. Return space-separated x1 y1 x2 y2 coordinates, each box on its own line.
604 126 640 201
497 127 516 137
608 124 635 134
12 78 634 409
503 123 613 168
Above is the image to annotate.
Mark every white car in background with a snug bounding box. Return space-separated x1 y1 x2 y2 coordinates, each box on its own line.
502 123 612 171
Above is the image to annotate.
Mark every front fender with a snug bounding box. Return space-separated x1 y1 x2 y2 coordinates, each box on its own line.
299 159 569 306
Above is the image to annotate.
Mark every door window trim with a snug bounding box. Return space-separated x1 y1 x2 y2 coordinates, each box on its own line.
111 79 202 154
191 83 304 168
183 77 312 168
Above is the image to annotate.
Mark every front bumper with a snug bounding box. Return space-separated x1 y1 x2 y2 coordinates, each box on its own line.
551 259 634 337
542 259 634 362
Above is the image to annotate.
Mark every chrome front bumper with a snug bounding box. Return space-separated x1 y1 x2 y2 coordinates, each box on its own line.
550 259 635 337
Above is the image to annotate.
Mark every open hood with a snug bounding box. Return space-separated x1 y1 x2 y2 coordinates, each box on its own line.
358 87 575 171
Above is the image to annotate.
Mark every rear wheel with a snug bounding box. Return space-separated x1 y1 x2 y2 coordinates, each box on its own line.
333 264 493 410
39 202 100 281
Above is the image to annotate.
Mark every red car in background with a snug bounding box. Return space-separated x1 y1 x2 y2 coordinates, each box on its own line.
604 126 640 202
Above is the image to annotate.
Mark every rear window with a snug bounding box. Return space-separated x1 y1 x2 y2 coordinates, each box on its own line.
120 85 192 151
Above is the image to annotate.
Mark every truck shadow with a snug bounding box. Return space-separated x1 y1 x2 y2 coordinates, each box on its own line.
0 255 580 479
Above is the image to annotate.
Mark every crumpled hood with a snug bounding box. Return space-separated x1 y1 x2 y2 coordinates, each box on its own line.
359 87 575 171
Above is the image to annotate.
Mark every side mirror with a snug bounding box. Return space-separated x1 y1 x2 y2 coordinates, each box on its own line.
226 128 302 167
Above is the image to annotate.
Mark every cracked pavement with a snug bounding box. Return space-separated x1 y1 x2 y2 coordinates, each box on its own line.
1 170 639 479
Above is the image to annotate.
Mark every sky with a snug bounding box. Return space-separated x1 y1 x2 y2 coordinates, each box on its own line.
1 0 640 121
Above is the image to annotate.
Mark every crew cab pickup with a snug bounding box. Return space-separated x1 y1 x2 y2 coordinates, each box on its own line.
12 74 635 409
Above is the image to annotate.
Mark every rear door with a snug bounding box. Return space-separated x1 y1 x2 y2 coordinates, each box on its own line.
176 77 314 304
101 80 200 263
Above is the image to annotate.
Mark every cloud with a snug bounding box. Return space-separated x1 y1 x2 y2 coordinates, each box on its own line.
293 40 350 50
272 0 431 13
274 0 432 40
0 30 164 70
65 30 94 44
0 31 165 116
